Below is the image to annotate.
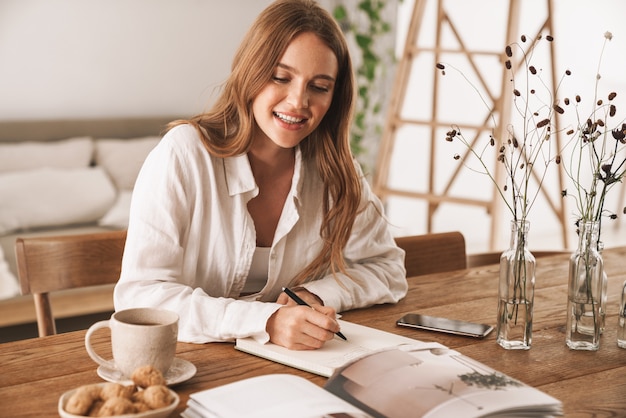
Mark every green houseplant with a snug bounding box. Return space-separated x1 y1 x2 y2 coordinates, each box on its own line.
332 0 397 169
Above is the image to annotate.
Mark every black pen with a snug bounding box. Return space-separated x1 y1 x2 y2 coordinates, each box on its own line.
282 287 347 341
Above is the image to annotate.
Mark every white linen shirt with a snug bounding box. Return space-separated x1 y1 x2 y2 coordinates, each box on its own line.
114 124 407 344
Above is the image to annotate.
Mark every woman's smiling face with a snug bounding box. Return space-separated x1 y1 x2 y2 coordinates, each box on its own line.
251 32 338 150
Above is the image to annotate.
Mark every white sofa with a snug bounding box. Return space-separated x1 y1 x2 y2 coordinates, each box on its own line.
0 117 177 326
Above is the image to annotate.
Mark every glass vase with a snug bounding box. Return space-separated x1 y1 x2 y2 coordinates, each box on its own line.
566 221 605 351
618 280 626 348
597 241 608 334
496 220 535 350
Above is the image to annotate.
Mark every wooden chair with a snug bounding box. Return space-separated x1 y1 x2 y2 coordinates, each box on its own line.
394 231 467 277
466 250 569 268
15 230 127 337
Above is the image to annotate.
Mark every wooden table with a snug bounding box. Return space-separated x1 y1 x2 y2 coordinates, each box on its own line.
2 247 626 417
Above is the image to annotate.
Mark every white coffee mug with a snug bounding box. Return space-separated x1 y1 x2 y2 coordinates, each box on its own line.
85 308 179 377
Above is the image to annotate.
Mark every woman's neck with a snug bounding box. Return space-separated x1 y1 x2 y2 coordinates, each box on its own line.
247 136 295 180
246 136 296 247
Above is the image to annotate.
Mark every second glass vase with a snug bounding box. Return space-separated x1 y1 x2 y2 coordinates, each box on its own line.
566 221 605 351
496 220 535 350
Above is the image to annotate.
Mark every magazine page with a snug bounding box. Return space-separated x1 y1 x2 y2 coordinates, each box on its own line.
324 346 563 418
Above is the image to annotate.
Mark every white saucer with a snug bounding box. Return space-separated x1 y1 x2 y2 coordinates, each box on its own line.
97 357 197 386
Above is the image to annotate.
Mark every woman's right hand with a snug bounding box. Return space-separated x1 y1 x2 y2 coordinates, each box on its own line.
266 304 340 350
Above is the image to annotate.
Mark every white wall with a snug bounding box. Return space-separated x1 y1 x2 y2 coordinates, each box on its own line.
1 0 624 252
0 0 272 120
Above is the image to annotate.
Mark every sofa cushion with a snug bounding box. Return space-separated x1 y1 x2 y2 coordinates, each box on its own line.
0 136 93 173
0 167 116 234
98 190 133 228
95 136 160 190
0 244 18 299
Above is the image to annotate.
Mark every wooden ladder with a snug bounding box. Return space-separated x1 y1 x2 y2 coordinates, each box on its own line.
373 0 567 250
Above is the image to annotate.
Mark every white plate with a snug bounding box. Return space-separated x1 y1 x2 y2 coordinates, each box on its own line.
58 383 179 418
97 357 197 386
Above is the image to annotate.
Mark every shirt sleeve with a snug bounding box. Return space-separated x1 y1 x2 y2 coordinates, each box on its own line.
115 279 282 344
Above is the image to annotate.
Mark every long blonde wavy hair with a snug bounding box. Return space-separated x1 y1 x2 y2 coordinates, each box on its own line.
170 0 361 286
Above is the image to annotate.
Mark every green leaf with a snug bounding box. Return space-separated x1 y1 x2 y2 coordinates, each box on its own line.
355 112 366 130
363 58 377 80
333 5 347 20
355 33 372 50
358 1 374 15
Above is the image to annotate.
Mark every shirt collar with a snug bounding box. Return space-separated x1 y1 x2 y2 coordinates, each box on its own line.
223 154 256 197
291 147 304 204
222 147 305 199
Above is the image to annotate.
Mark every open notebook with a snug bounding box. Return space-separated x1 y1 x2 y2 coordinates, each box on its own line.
183 344 563 418
234 319 428 377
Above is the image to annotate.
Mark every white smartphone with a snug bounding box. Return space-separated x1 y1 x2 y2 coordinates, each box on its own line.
396 313 494 338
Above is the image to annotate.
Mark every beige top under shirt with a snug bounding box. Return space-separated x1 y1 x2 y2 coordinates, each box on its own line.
242 247 271 294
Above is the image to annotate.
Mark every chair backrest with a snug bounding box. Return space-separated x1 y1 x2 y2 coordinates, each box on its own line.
15 230 127 337
394 231 467 277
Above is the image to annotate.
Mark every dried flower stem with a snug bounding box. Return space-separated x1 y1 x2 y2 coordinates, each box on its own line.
560 32 626 244
441 34 560 225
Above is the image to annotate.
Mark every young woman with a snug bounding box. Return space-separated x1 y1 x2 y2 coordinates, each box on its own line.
114 0 407 349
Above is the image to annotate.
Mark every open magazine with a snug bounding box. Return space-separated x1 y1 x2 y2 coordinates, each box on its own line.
182 344 563 418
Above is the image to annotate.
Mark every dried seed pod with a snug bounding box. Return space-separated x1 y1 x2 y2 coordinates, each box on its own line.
537 119 550 128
